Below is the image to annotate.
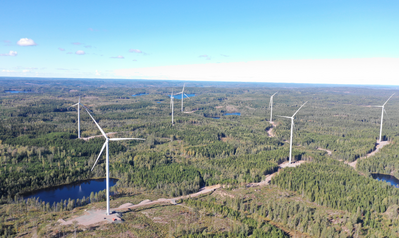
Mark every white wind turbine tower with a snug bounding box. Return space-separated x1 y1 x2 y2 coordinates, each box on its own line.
374 93 395 142
170 89 175 125
277 101 307 164
176 83 189 112
269 92 278 122
69 96 83 138
84 107 145 215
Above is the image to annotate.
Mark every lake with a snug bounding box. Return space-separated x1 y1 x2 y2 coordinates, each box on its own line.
372 173 399 188
171 94 195 99
23 178 118 204
224 112 241 116
5 90 30 93
132 93 148 97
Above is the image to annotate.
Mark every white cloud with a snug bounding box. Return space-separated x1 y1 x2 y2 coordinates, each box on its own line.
199 55 211 60
96 70 101 76
75 50 85 55
58 48 65 51
111 55 124 59
0 51 17 56
17 38 37 46
22 70 30 73
2 69 15 72
114 58 399 85
129 49 143 53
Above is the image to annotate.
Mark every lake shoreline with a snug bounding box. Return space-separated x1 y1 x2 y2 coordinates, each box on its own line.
21 177 119 201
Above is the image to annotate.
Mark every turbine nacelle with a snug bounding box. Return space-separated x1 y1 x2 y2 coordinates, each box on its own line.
277 115 293 120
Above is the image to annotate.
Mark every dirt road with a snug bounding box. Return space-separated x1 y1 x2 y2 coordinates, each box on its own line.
348 141 390 168
247 160 307 187
317 147 332 155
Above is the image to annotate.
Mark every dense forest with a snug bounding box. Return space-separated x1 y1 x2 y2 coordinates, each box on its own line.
1 78 399 237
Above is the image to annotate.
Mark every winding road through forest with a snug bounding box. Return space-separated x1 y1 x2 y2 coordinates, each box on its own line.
348 141 390 168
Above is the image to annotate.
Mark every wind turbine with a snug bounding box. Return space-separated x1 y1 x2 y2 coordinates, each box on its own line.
277 101 307 164
84 107 145 215
170 89 175 125
269 92 278 122
176 83 189 112
69 96 83 138
374 93 395 142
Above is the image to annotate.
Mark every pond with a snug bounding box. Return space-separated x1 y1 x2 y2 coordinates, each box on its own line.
171 94 196 99
4 90 30 93
224 112 241 116
372 173 399 188
132 93 148 97
212 117 220 119
23 178 118 204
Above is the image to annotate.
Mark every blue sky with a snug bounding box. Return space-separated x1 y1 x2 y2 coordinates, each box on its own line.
1 0 399 84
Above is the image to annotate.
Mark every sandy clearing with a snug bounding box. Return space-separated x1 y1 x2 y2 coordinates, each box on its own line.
226 105 238 112
183 109 198 114
61 209 122 226
266 121 276 137
60 185 221 227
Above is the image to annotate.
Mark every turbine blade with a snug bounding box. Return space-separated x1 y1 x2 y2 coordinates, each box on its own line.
292 101 308 117
383 93 395 106
271 91 278 97
109 138 145 141
67 103 79 108
80 104 92 113
182 83 185 93
384 108 388 117
184 93 189 98
91 142 106 171
84 107 107 138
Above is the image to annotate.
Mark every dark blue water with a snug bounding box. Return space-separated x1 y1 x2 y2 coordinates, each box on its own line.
23 178 118 204
156 102 161 103
212 117 220 119
224 112 241 116
5 90 30 93
372 174 399 188
170 94 195 99
132 93 148 97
